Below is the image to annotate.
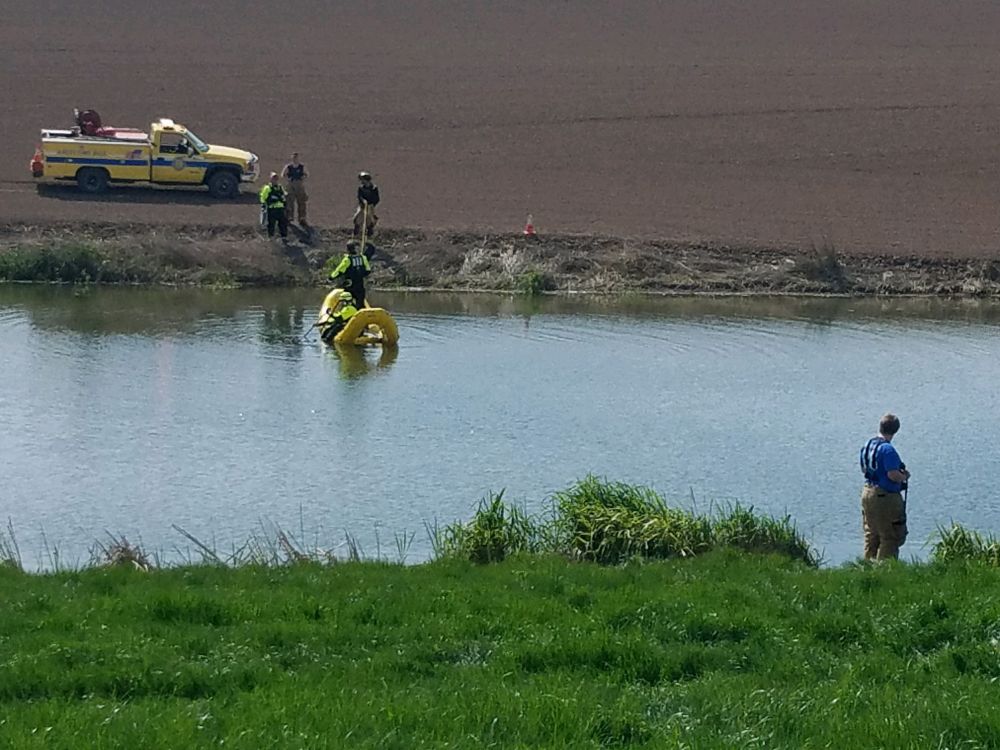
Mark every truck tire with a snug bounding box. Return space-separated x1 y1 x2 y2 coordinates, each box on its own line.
77 167 109 194
206 170 239 199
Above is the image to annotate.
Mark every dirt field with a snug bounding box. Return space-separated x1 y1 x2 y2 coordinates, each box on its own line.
3 0 1000 259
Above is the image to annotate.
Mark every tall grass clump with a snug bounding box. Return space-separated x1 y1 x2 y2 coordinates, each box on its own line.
0 520 22 571
0 243 105 283
796 243 848 292
553 475 713 563
932 523 1000 566
89 533 153 571
712 503 819 566
174 522 344 567
434 491 541 563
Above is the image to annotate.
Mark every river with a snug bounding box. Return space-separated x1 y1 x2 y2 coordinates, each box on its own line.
2 286 999 569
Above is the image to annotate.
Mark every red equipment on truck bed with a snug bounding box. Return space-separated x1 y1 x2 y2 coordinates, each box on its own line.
74 108 147 140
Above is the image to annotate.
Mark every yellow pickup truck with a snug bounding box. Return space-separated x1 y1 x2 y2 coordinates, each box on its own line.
31 110 259 198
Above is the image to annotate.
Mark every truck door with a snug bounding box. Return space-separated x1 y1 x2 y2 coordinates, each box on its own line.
151 131 207 185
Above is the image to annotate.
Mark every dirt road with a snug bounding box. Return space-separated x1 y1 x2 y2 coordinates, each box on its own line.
3 0 1000 258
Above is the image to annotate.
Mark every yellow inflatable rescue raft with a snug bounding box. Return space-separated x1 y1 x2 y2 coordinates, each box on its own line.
316 288 399 347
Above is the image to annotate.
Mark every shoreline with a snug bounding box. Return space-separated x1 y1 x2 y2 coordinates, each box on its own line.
3 220 1000 296
3 478 996 575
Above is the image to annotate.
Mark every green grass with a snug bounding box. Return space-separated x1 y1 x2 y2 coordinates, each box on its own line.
2 480 999 747
3 553 1000 748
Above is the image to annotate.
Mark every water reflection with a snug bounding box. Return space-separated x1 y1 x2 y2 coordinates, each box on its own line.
330 343 398 379
3 285 249 336
259 304 307 360
377 290 1000 327
6 286 1000 333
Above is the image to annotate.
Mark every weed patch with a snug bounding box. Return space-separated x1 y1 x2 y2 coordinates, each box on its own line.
932 523 1000 566
795 244 849 291
516 268 555 295
0 243 105 283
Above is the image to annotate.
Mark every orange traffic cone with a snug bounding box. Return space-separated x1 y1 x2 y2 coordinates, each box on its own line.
30 146 44 178
523 213 536 237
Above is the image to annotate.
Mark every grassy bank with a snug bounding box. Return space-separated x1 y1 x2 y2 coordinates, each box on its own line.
3 479 1000 747
4 220 1000 295
4 554 1000 748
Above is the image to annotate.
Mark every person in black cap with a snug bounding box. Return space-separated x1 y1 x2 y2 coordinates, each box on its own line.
353 171 380 238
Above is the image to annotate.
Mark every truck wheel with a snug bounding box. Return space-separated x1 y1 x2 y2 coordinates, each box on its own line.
206 170 239 199
77 167 109 194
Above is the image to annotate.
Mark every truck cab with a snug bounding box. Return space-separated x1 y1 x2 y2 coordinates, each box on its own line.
148 120 256 197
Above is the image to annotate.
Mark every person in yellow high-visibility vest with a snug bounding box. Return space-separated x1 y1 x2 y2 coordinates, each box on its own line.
259 172 288 239
328 240 372 307
321 290 359 343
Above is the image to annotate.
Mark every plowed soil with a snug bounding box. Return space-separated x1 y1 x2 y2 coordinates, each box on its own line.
2 0 1000 259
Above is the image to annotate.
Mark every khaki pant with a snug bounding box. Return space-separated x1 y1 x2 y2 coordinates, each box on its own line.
285 181 308 222
861 485 907 560
353 205 378 237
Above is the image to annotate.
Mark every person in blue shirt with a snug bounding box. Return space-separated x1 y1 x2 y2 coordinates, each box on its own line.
859 413 911 560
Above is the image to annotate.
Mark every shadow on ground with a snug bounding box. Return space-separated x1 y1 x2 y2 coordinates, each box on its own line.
36 183 259 206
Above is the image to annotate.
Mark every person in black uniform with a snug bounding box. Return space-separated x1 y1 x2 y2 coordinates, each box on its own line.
282 152 309 225
353 171 380 238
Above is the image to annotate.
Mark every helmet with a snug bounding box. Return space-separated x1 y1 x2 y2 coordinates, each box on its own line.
358 171 371 180
338 290 354 302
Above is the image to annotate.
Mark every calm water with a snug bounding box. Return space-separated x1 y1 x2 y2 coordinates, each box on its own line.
2 286 1000 568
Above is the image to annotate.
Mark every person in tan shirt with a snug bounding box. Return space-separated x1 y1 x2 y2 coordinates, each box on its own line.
282 152 309 225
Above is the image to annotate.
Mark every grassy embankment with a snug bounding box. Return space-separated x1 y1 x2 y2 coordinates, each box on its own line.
0 225 306 287
3 478 1000 748
5 221 1000 294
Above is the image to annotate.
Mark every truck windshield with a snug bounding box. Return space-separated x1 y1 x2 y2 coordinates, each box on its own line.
183 129 209 154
